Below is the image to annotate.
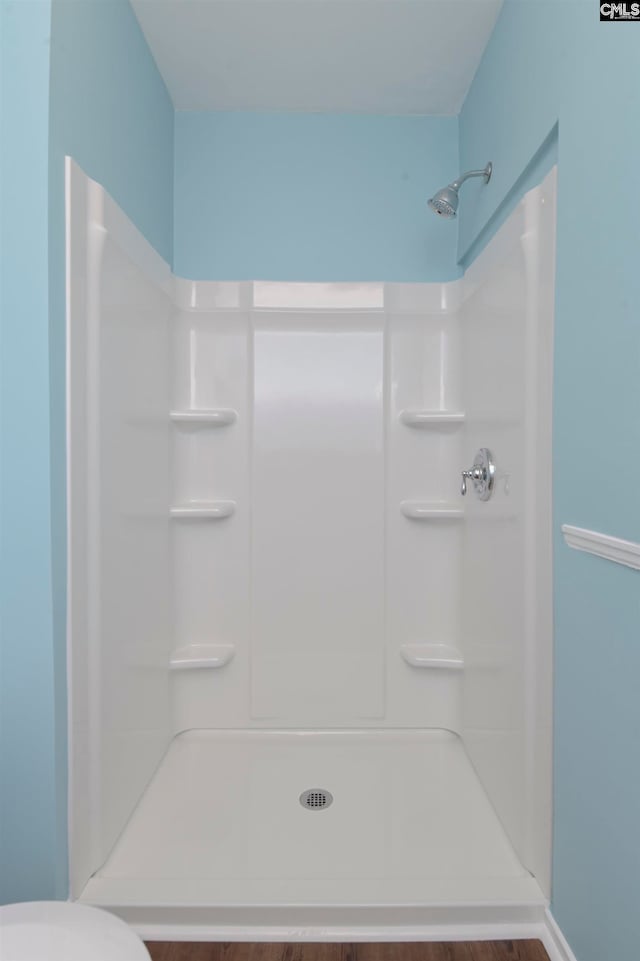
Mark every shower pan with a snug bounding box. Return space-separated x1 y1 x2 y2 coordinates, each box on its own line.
66 158 556 941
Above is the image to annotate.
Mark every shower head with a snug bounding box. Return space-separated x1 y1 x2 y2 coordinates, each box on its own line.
428 185 460 219
428 162 492 219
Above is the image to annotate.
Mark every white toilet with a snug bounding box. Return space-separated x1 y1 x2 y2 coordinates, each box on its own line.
0 902 151 960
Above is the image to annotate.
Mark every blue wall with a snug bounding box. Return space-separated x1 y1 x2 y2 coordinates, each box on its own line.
460 3 640 959
0 0 173 904
0 0 65 903
49 0 174 265
174 111 460 281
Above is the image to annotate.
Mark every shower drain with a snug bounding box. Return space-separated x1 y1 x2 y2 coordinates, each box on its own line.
299 788 333 811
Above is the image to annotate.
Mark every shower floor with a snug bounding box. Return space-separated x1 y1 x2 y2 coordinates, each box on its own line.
80 729 544 927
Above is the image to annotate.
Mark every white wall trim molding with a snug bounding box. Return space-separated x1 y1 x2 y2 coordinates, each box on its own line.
562 524 640 571
541 909 580 961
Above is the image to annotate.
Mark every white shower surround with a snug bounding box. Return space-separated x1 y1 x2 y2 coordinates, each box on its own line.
66 159 556 940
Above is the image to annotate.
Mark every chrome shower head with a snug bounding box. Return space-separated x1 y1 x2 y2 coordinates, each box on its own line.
428 185 459 219
428 162 492 219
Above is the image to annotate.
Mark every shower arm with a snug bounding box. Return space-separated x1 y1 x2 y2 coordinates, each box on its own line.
451 163 492 191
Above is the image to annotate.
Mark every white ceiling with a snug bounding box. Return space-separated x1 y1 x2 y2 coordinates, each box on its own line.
131 0 503 115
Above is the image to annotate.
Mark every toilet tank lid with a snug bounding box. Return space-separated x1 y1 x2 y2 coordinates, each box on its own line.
0 901 150 961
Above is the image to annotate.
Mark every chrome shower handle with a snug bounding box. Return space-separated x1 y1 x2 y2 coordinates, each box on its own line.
460 466 484 496
460 448 496 501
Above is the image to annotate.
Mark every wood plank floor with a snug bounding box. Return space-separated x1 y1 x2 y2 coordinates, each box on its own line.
145 942 550 961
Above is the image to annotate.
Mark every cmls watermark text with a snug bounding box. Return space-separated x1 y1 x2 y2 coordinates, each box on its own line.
600 2 640 19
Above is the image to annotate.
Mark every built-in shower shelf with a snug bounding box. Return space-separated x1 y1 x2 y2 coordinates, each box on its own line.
169 643 235 671
170 501 236 519
170 408 237 426
400 643 464 670
399 409 465 427
400 501 464 520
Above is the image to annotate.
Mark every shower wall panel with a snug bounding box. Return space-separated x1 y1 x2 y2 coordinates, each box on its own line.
460 167 556 896
170 295 252 727
170 283 464 732
251 311 385 721
67 160 173 896
385 286 465 727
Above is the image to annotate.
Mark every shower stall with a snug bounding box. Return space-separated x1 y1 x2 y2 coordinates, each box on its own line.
66 157 555 939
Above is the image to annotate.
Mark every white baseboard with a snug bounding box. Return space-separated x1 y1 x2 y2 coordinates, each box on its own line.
540 909 580 961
